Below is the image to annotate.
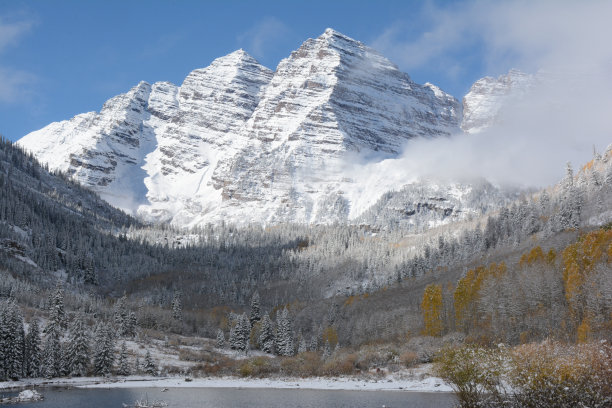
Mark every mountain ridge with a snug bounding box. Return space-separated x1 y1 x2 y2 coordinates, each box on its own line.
18 28 519 228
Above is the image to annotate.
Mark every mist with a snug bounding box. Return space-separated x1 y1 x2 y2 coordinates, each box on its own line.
370 0 612 188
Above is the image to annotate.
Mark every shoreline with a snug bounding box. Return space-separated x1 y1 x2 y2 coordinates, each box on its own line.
0 373 453 393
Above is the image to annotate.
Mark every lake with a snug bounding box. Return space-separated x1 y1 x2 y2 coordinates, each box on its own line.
0 387 456 407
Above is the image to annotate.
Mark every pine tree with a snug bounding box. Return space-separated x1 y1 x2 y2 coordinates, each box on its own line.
275 308 293 356
114 295 136 336
41 333 62 378
322 340 331 360
25 319 41 378
46 286 66 335
233 314 250 352
258 313 275 353
309 335 318 352
66 315 90 376
171 290 183 322
117 342 130 376
298 338 307 354
0 300 25 380
249 292 261 324
134 356 141 374
143 350 156 376
216 329 225 349
93 324 114 376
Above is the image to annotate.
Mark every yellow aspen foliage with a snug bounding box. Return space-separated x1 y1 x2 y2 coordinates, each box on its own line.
421 284 443 337
527 246 545 264
576 318 591 343
520 246 549 267
322 326 339 347
519 253 528 268
343 295 356 307
453 262 506 331
546 248 557 265
454 269 478 329
562 228 612 332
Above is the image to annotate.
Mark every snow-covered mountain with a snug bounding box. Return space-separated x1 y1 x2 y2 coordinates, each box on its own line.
18 29 520 228
461 69 534 133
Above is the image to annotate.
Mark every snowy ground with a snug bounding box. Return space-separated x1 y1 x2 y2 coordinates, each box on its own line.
0 366 452 393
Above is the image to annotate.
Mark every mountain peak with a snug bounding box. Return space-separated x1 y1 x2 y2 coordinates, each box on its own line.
211 48 263 67
19 29 461 226
461 69 535 133
320 28 353 40
317 28 362 49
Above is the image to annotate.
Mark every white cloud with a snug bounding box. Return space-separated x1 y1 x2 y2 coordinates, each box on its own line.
0 67 36 103
0 16 33 53
367 0 612 187
237 17 289 59
0 15 37 104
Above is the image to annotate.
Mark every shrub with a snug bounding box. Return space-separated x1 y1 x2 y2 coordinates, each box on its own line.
510 341 612 408
435 341 612 408
238 356 278 377
280 352 321 377
399 351 418 368
321 354 356 376
433 345 509 408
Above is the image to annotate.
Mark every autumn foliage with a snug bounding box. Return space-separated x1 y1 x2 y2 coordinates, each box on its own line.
421 226 611 343
435 340 612 408
562 228 612 338
421 284 443 337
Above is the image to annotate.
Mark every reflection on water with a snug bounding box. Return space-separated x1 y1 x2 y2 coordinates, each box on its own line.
0 387 456 408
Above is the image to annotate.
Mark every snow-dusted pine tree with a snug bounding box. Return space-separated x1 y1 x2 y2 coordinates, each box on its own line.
46 286 66 334
249 292 261 324
216 329 225 349
134 356 141 374
93 324 114 376
322 340 331 360
235 314 251 352
298 338 307 354
143 350 156 376
66 315 90 376
0 300 25 380
258 313 275 354
275 308 293 356
25 319 41 378
117 342 130 376
171 290 183 322
41 333 61 378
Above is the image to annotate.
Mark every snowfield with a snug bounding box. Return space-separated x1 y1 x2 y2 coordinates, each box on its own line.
0 366 452 393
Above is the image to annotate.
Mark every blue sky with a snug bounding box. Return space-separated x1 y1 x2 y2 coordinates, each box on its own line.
1 0 611 186
0 0 498 141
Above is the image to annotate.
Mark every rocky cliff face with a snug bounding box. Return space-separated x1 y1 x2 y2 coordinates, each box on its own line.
461 69 534 133
19 29 505 228
210 29 462 224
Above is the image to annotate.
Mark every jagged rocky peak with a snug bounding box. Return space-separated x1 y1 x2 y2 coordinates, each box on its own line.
174 49 273 133
211 28 463 222
249 27 462 153
19 28 481 227
462 69 534 133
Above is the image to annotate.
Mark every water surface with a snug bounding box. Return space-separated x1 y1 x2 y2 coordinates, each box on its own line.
1 387 456 408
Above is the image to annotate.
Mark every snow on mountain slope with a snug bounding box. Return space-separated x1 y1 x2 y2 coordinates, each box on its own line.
19 28 512 228
208 28 462 224
19 50 273 220
18 82 155 212
138 50 273 224
461 69 534 133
